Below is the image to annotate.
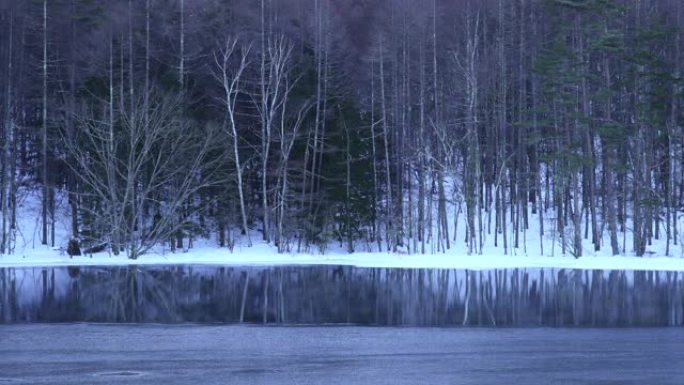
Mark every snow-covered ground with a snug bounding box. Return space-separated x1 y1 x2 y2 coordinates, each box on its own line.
2 189 684 271
2 243 684 272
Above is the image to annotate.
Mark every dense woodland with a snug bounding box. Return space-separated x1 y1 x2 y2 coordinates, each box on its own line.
0 0 683 258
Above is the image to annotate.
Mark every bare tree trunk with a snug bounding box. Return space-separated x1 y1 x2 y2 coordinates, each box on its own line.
578 18 599 253
1 9 13 254
379 34 393 252
418 39 426 254
260 0 271 243
277 95 309 253
41 0 49 246
137 0 151 253
572 171 582 258
216 39 251 244
344 114 353 253
108 33 120 255
667 1 682 254
179 0 184 88
462 7 480 255
676 1 682 248
431 0 439 255
307 0 323 242
438 172 448 251
602 20 619 255
145 0 150 111
496 0 507 256
370 57 380 250
530 7 543 256
128 0 135 120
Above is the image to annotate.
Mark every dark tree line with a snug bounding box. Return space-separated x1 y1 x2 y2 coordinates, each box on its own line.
0 0 683 258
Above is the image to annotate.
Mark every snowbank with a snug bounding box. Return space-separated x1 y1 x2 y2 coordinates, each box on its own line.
2 244 684 272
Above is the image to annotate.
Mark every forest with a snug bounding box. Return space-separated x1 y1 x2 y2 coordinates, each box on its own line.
0 0 682 259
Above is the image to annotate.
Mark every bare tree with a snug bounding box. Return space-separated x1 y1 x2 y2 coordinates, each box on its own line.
62 92 223 259
256 32 294 243
276 96 311 252
455 5 481 255
214 37 251 244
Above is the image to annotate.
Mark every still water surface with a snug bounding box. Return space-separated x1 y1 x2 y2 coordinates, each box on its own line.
1 265 683 326
1 324 682 384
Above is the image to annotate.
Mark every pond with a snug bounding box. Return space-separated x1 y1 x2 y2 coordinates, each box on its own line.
2 325 684 385
1 266 682 326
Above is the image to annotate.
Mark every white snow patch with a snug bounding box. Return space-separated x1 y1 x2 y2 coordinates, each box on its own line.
2 244 684 272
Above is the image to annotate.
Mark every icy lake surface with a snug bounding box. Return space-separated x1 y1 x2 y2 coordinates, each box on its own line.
1 324 683 385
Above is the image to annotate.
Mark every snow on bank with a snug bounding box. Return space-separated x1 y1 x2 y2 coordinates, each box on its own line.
3 189 684 271
2 244 684 272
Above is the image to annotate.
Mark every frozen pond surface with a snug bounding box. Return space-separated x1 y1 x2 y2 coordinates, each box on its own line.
1 324 683 384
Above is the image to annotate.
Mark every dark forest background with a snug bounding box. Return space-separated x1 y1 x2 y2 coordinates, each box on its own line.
0 0 683 258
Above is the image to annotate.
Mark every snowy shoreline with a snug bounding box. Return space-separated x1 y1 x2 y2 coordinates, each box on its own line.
2 247 684 272
5 189 684 272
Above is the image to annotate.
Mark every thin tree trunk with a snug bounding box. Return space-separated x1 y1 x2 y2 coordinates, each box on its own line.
41 0 49 246
603 22 619 255
260 0 271 243
217 40 251 243
108 30 119 255
179 0 184 88
128 0 134 121
418 40 426 254
379 34 393 252
370 57 380 250
344 115 353 253
1 9 13 254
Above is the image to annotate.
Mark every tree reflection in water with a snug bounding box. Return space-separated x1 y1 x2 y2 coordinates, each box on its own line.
1 266 682 326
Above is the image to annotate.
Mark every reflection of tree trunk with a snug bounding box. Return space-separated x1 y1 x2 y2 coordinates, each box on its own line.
0 269 4 321
511 270 517 325
442 270 450 324
239 271 249 323
0 269 12 322
385 269 392 325
10 270 18 322
477 272 482 325
462 271 470 326
572 270 578 326
539 269 544 325
555 270 562 326
41 269 55 308
484 271 496 326
373 269 380 324
128 268 137 322
278 269 285 323
8 266 684 326
262 271 269 323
